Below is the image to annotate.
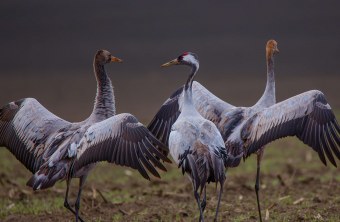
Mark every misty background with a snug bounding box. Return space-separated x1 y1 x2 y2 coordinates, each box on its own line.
0 1 339 123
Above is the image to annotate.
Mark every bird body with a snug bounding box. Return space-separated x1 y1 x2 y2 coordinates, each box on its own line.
169 109 225 168
161 52 227 222
26 115 91 190
0 50 170 222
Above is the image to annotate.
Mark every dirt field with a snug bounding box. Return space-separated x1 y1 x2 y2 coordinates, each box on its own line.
0 135 339 222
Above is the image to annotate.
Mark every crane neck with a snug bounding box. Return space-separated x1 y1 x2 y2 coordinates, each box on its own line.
265 53 276 99
266 52 275 83
183 64 199 110
90 61 116 122
256 52 276 108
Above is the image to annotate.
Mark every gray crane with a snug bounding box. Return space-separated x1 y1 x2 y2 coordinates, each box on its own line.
161 52 230 222
148 40 340 221
0 50 170 222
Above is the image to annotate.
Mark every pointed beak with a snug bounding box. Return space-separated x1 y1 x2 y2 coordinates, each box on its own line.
161 58 180 67
111 56 123 63
275 46 280 53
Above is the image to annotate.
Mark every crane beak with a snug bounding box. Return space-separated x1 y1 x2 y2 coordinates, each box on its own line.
111 56 123 63
161 58 180 67
274 46 280 53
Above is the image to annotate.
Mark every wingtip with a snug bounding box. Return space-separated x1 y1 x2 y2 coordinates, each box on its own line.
320 158 327 167
328 157 337 168
328 157 337 167
26 178 33 188
154 173 162 179
245 151 251 159
149 165 162 178
157 162 168 172
144 174 151 181
163 157 172 164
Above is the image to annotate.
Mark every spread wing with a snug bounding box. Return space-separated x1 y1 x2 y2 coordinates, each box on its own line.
243 90 340 166
148 81 235 146
74 113 171 180
192 81 235 126
148 86 183 147
0 98 70 173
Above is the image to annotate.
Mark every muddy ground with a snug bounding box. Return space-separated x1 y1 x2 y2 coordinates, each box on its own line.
0 137 339 222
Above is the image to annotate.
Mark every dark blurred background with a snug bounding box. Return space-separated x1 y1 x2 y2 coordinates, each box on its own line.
0 1 339 123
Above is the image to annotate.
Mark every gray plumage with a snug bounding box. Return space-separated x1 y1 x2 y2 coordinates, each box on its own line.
0 50 170 222
148 40 339 221
161 52 228 222
242 90 340 164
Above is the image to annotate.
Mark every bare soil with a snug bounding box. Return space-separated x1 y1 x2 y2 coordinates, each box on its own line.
0 140 339 222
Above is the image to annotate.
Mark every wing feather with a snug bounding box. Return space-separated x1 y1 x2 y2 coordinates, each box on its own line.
243 90 339 166
74 113 170 180
325 124 338 157
0 98 70 173
148 86 183 147
144 136 169 160
137 142 160 178
110 138 121 163
192 81 235 125
128 144 137 169
118 140 126 166
330 122 340 148
142 138 168 171
134 145 151 180
321 125 336 166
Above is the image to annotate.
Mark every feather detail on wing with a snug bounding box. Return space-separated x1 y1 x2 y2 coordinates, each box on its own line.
0 98 70 173
148 86 184 147
74 113 171 180
192 81 235 126
243 90 340 167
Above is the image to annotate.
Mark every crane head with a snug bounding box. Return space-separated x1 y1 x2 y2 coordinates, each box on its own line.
95 50 123 65
161 52 199 68
266 40 279 55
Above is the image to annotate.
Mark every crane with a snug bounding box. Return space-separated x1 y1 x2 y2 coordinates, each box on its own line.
0 50 170 222
160 52 231 222
148 40 340 221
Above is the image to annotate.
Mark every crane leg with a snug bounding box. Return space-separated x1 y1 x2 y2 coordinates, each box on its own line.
201 186 207 212
63 178 85 222
214 180 224 222
75 175 88 222
255 149 264 222
194 189 204 222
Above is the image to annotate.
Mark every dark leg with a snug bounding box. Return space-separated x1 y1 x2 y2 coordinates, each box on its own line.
255 149 264 222
201 186 207 212
63 178 85 222
214 181 224 222
63 178 73 210
194 189 204 222
75 175 88 222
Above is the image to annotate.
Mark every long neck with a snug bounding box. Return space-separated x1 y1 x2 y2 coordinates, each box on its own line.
182 65 198 111
256 51 276 107
89 61 116 122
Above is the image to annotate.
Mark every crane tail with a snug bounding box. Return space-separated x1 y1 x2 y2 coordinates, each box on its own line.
27 161 68 190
